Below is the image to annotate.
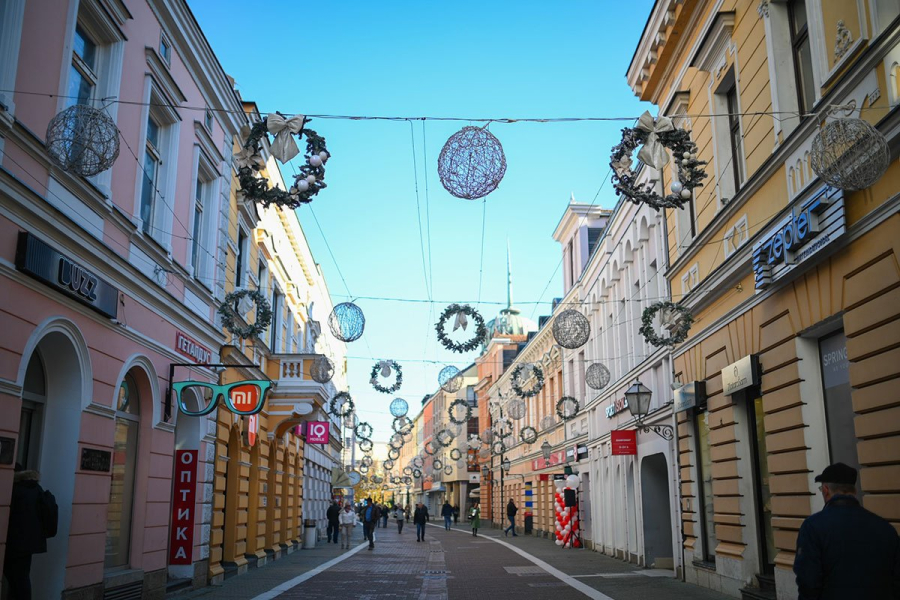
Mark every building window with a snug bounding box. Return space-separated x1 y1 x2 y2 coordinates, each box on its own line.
723 214 750 258
140 115 161 235
159 33 172 65
726 86 745 189
205 108 214 132
681 263 700 298
695 408 716 563
191 179 204 273
257 259 268 295
788 0 816 114
587 227 603 258
235 229 248 289
68 25 97 106
270 288 282 351
566 240 575 290
818 330 859 473
106 372 141 569
191 156 216 279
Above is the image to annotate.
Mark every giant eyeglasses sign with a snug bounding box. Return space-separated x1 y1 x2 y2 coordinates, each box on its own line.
172 379 273 416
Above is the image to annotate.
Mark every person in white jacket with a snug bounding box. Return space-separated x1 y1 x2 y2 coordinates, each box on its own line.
338 502 359 549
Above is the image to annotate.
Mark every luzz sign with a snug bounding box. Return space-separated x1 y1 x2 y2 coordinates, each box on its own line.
306 421 330 444
169 450 198 565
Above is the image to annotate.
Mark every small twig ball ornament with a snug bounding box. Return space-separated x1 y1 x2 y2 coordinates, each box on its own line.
438 365 463 393
46 105 120 177
810 116 890 191
586 363 611 390
328 302 365 342
390 398 409 418
437 125 507 199
553 309 591 349
507 398 527 420
310 355 335 384
540 415 556 431
480 428 494 444
390 433 404 449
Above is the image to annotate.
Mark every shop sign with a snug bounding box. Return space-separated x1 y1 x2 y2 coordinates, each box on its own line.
752 186 845 291
577 445 589 461
15 232 118 318
605 396 629 418
552 474 567 481
722 355 760 396
611 430 637 455
0 437 15 465
531 450 565 471
306 421 330 444
80 448 111 472
175 331 212 363
674 381 706 413
565 446 589 462
243 414 258 447
169 450 198 565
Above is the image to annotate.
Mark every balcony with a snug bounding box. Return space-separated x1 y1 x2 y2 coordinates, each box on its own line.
266 354 336 417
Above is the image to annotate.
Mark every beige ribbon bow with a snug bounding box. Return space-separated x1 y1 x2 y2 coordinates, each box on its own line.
453 310 468 332
267 113 306 163
635 111 675 169
379 360 393 378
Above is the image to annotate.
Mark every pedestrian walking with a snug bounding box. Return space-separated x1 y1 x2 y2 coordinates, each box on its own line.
504 499 519 537
441 501 453 531
326 500 341 544
393 505 405 534
3 465 57 600
413 502 430 542
381 503 390 528
470 503 480 537
361 498 381 551
453 504 459 525
338 502 358 549
794 462 900 599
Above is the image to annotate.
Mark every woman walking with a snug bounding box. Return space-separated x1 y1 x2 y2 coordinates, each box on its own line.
393 505 405 534
338 502 358 549
470 503 481 537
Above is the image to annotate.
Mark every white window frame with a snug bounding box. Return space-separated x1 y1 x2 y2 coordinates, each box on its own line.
723 214 750 258
870 0 900 39
0 0 26 132
189 149 217 283
710 67 744 208
681 263 700 298
159 31 172 66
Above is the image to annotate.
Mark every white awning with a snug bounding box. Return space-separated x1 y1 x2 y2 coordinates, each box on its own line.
468 487 481 498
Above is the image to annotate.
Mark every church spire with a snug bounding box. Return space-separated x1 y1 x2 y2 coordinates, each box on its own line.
505 239 519 314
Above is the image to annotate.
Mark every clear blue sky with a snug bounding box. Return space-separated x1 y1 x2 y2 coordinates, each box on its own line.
190 0 654 441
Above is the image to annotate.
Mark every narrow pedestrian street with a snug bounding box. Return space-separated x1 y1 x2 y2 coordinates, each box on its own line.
172 524 732 600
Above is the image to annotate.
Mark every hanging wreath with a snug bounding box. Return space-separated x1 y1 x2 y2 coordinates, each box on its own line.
448 398 472 425
359 438 373 453
639 301 694 347
610 111 707 212
492 440 507 455
556 397 580 421
435 304 488 353
450 448 462 461
328 392 354 417
360 455 374 467
413 469 422 479
444 465 454 476
235 114 330 209
355 422 373 440
370 360 402 394
494 416 513 437
403 466 413 475
390 433 404 449
424 441 438 456
435 429 454 448
412 456 424 469
401 476 412 485
433 458 444 470
520 426 538 445
387 449 399 462
511 364 544 398
393 416 413 433
218 289 273 340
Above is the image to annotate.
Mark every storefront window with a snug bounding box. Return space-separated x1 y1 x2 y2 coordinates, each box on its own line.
750 396 775 572
105 372 140 569
695 409 716 562
819 331 859 474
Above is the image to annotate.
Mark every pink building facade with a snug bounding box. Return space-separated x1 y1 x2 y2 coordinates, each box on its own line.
0 0 243 597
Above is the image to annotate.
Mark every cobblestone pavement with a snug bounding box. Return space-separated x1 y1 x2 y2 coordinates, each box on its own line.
171 521 735 599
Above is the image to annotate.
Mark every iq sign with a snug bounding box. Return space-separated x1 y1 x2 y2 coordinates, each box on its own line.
306 421 330 445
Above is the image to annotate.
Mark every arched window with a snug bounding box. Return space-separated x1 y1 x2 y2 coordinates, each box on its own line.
105 372 141 568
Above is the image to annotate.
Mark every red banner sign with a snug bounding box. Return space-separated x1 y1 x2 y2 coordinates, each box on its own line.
611 430 637 455
244 414 258 447
531 450 566 471
175 331 212 363
169 450 198 565
306 421 330 444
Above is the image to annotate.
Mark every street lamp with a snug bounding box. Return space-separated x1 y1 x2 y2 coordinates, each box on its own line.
541 440 552 460
501 457 511 472
624 380 674 440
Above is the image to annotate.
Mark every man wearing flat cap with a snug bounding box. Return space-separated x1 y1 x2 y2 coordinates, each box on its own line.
793 462 899 599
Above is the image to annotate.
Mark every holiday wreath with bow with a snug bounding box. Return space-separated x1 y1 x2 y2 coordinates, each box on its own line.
218 289 273 340
235 113 329 209
370 360 403 394
610 111 707 211
435 304 488 353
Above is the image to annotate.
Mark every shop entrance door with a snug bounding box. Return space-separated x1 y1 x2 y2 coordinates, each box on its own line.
747 393 775 575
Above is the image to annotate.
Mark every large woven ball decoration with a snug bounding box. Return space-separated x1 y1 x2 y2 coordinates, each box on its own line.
389 433 405 449
310 355 335 383
328 302 365 342
479 446 490 459
553 309 591 349
343 412 359 429
437 126 507 200
586 363 611 390
810 117 890 191
480 428 494 444
540 415 556 431
390 398 409 418
507 398 527 420
46 105 120 177
438 365 463 393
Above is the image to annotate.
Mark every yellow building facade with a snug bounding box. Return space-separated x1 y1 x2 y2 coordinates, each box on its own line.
627 1 899 598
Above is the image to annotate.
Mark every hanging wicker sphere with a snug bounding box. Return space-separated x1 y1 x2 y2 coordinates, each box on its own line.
328 302 365 342
389 433 404 449
46 104 120 177
343 411 359 429
507 398 527 420
480 428 494 444
810 117 890 191
310 355 335 384
390 398 409 418
586 363 611 390
540 415 556 431
438 365 463 393
478 447 490 459
437 126 507 200
467 435 483 450
553 309 591 349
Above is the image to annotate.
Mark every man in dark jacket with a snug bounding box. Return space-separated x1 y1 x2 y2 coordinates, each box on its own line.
441 501 453 530
326 500 341 544
413 502 430 542
361 498 381 551
794 463 900 599
4 467 52 600
504 499 519 537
